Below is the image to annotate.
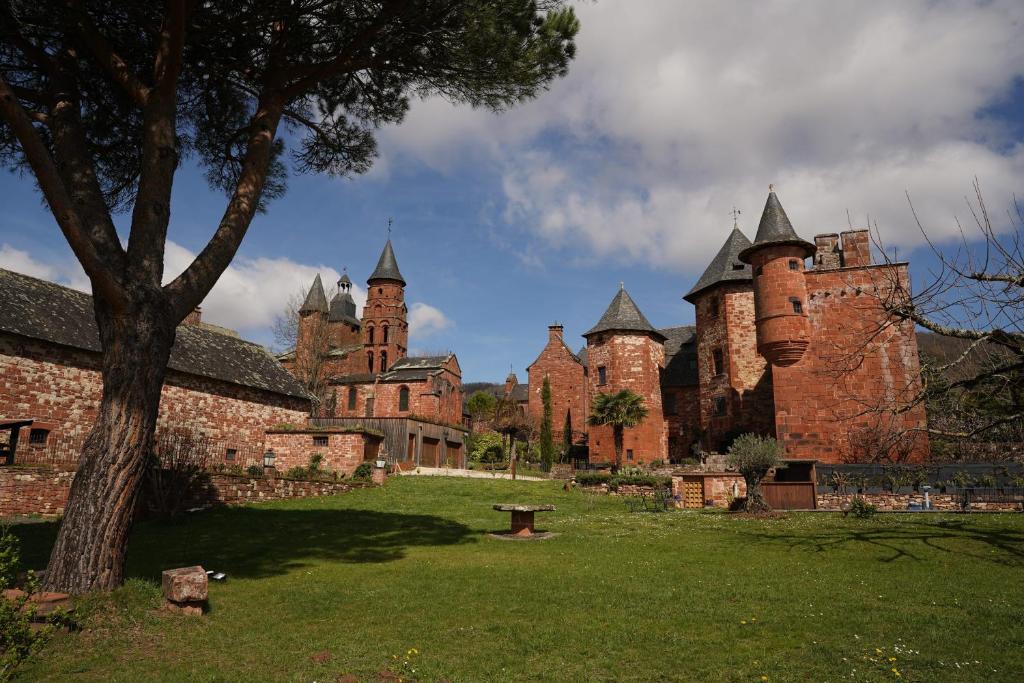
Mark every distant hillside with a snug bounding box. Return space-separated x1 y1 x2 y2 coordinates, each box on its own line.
463 382 502 396
917 332 1015 382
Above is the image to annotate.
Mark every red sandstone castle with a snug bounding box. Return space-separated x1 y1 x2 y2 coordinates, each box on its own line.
525 189 928 464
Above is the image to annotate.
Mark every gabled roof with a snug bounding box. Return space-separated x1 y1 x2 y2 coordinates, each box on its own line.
576 346 587 368
738 189 816 262
300 274 329 314
660 325 698 386
509 383 529 402
583 287 667 341
368 240 405 285
684 227 753 302
0 269 310 400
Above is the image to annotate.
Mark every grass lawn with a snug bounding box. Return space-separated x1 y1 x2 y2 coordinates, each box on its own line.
9 476 1024 682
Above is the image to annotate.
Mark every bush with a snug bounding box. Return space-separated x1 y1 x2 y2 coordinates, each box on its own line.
848 497 878 519
352 462 373 480
728 496 748 512
245 464 263 477
575 472 611 487
1 528 54 681
573 472 671 490
727 433 781 513
284 466 308 480
469 432 505 464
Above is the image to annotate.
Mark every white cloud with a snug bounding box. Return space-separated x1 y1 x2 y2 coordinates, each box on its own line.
0 244 90 291
374 0 1024 270
408 302 452 339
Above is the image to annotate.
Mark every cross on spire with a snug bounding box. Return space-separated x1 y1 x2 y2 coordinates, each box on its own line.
730 206 741 229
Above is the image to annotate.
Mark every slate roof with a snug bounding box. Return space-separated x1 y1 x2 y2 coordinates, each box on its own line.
583 287 667 341
738 190 816 262
368 240 405 285
299 274 329 314
659 325 698 387
0 269 310 400
328 291 360 327
576 346 588 368
684 227 753 302
509 383 529 402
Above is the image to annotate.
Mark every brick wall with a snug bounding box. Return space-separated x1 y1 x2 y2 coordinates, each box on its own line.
771 264 929 462
265 429 379 475
0 467 74 516
663 385 700 461
0 334 310 464
586 332 667 464
362 281 408 370
527 326 588 442
815 491 1021 512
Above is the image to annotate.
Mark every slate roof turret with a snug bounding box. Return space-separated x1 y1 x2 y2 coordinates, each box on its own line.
368 240 406 285
583 287 667 342
328 291 360 326
738 189 816 262
299 274 329 314
684 227 753 302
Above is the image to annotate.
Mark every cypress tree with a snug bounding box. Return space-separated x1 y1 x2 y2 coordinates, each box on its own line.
562 409 573 462
540 376 555 471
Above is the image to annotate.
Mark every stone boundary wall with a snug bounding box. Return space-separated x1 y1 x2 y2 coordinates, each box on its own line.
1 467 372 518
817 491 1022 512
576 483 664 497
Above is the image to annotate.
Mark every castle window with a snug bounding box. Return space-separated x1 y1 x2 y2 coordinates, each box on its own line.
348 387 357 410
755 265 764 277
626 449 634 461
789 259 800 271
368 352 374 373
713 348 724 376
664 393 677 415
367 326 375 344
225 448 237 462
597 366 607 385
790 298 803 314
383 325 389 343
313 436 328 447
378 287 383 294
399 386 410 411
381 351 388 372
28 428 49 445
731 263 745 271
713 396 727 417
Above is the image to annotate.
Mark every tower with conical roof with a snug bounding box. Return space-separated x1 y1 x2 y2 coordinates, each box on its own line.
361 239 408 375
738 188 816 367
326 270 362 348
583 286 667 464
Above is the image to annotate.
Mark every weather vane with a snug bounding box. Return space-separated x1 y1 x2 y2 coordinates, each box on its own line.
386 217 393 238
730 206 741 229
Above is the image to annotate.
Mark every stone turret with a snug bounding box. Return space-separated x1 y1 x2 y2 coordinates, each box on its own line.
362 240 408 374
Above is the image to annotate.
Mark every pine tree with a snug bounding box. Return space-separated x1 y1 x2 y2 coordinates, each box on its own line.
540 376 555 471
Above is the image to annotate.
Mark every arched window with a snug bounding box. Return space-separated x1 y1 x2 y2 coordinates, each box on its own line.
381 351 388 372
383 325 389 343
367 326 375 344
399 386 410 411
367 351 374 373
347 387 357 411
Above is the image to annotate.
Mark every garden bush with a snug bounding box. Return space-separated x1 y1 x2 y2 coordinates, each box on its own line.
848 497 878 519
1 528 53 682
353 462 373 480
575 472 611 487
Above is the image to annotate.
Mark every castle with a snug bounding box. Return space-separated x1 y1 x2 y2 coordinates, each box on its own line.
522 189 928 464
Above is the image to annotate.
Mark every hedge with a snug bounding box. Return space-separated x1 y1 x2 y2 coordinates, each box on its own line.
575 472 671 491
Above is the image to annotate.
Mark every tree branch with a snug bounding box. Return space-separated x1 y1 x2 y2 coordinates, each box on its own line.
67 2 151 108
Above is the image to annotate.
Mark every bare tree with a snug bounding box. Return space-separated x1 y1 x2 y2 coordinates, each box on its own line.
273 288 330 415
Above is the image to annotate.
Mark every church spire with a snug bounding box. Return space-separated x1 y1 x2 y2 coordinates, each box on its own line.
368 239 406 285
299 274 328 314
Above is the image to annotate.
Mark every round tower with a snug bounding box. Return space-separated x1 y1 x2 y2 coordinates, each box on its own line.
738 188 816 367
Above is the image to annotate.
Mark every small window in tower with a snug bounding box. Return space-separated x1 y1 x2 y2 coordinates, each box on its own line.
312 436 328 447
367 326 375 344
399 386 410 411
383 326 389 343
225 448 237 462
348 387 357 410
597 366 607 385
28 428 49 445
713 396 727 416
790 298 803 314
788 259 800 271
381 351 388 372
626 449 634 461
755 265 764 277
378 287 383 294
368 352 374 373
731 263 745 271
713 348 724 376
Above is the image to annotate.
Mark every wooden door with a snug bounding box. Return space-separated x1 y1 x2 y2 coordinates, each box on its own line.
421 438 440 467
681 479 703 509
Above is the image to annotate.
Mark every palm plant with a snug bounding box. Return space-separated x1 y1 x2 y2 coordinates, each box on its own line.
587 390 648 472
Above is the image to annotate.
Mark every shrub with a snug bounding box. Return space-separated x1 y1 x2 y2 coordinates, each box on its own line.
353 462 373 480
726 433 781 513
308 453 325 473
469 432 505 464
976 473 996 488
245 464 263 477
1 528 54 681
575 472 612 487
951 470 972 489
848 497 878 519
728 496 748 512
284 466 308 480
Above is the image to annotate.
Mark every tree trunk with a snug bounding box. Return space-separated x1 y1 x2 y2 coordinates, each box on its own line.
613 426 623 473
44 292 176 593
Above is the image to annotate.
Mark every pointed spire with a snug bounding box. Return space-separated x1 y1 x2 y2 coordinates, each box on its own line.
739 187 815 263
684 226 753 302
368 239 405 285
299 274 328 314
583 287 667 341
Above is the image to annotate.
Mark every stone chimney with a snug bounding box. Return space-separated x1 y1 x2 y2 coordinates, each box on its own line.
183 307 202 326
548 323 564 344
813 234 841 270
840 230 872 267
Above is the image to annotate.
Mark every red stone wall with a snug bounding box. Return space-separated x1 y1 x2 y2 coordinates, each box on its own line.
663 385 700 462
265 429 378 475
586 332 667 464
771 264 929 462
0 334 310 458
0 466 74 516
362 281 408 372
330 358 462 426
749 245 812 366
693 284 774 451
840 230 871 267
527 326 588 441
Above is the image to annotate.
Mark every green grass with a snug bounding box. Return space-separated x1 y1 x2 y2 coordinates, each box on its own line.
9 477 1024 682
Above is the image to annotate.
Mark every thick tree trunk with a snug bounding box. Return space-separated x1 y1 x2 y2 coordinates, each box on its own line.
43 291 176 593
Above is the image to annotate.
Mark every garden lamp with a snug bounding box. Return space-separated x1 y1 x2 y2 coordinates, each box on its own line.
263 448 276 470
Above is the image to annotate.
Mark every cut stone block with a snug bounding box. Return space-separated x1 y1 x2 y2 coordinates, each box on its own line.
161 566 208 603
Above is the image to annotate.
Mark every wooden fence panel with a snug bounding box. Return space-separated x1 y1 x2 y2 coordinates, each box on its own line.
762 482 816 510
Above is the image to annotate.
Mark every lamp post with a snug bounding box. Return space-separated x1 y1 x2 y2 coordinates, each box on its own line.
263 448 276 476
922 485 932 511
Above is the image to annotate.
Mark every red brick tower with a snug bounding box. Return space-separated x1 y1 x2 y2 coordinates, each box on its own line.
685 226 775 451
361 240 408 375
739 189 816 367
296 273 329 367
527 324 588 441
583 286 667 465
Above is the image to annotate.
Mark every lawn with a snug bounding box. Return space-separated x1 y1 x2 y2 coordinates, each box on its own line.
9 476 1024 682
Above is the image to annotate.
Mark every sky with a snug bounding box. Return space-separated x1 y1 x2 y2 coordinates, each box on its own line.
2 0 1023 383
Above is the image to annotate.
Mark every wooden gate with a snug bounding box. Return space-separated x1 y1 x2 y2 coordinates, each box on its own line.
680 478 703 509
421 438 440 467
761 482 816 510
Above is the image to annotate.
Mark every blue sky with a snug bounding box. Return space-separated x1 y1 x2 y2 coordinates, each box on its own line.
2 1 1024 382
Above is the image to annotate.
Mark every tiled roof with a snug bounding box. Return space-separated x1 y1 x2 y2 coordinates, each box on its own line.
0 269 310 400
583 287 667 341
684 227 752 302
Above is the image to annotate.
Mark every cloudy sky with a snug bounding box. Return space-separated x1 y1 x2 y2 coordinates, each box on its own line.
2 0 1023 381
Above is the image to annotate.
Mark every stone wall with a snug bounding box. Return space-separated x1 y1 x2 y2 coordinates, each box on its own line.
527 326 588 442
265 429 381 475
0 467 74 516
816 491 1022 512
189 472 371 508
662 385 700 462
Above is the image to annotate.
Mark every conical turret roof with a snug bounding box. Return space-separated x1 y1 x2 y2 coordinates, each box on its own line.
738 189 815 262
583 287 667 341
299 274 329 314
684 227 752 302
368 240 405 285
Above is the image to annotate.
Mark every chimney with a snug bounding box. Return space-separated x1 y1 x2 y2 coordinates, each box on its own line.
840 230 872 267
183 307 202 326
813 234 841 270
548 323 564 343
